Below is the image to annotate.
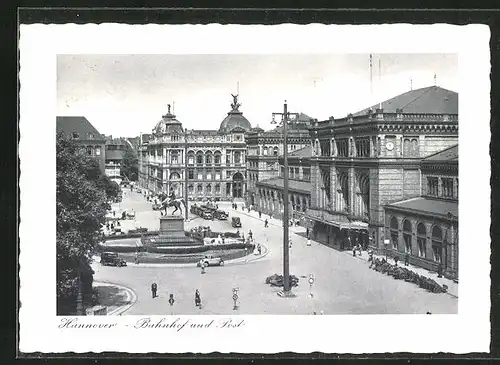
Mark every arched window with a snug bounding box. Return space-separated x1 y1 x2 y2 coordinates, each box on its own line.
403 139 410 156
187 151 195 165
170 151 179 164
268 147 273 156
411 139 419 157
432 226 443 263
205 151 212 164
390 217 399 250
262 146 268 156
214 151 222 164
188 184 194 193
417 223 427 258
215 184 220 194
197 184 203 193
206 184 212 193
403 219 412 254
273 146 279 156
196 152 203 164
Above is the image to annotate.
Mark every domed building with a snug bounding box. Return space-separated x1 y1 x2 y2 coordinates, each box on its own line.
138 95 252 200
218 94 252 134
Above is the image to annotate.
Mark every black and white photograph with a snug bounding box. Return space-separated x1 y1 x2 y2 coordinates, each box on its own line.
19 23 490 354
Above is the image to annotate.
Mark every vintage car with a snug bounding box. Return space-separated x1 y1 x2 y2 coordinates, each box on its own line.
100 252 127 267
213 210 228 220
231 217 242 228
196 255 224 267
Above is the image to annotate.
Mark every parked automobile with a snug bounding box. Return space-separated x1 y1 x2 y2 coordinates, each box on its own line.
197 255 224 267
100 252 127 267
213 210 228 220
231 217 242 228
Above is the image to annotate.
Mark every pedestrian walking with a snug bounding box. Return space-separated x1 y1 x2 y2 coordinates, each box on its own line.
437 263 443 278
113 210 116 217
135 251 140 265
257 244 262 255
258 211 262 219
289 238 292 248
151 283 157 298
195 289 201 308
353 247 356 257
394 256 399 267
248 230 253 240
264 219 268 228
404 253 410 266
368 249 374 262
307 238 311 247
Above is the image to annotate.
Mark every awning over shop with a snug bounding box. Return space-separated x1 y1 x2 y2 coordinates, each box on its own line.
305 209 368 231
339 221 369 231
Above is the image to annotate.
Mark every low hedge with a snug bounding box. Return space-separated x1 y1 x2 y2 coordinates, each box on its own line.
143 242 254 255
104 230 160 241
117 248 251 264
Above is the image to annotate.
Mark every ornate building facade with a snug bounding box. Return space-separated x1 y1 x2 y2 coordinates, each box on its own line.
255 145 312 221
245 113 314 207
138 95 252 200
304 86 459 253
383 145 458 280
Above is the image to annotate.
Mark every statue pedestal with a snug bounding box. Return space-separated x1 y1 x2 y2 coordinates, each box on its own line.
160 216 185 233
144 216 198 247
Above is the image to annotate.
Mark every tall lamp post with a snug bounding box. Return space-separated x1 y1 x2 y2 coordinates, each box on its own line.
184 128 189 221
271 100 299 298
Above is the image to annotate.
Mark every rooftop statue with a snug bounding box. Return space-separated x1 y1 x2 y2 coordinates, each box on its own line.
231 94 241 111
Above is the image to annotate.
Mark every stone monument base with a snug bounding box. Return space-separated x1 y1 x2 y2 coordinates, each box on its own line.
144 216 198 247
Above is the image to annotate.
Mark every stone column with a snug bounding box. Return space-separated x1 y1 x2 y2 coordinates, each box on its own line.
330 167 337 211
348 167 355 216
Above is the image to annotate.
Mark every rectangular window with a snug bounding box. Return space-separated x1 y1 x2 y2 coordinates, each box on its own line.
442 178 454 198
355 138 370 157
206 173 212 180
226 171 232 179
171 152 178 164
215 170 221 180
303 168 311 181
427 177 439 196
226 154 231 164
188 170 194 179
197 173 203 180
432 245 442 263
336 139 349 157
418 238 426 258
72 132 79 139
95 147 101 156
88 133 94 139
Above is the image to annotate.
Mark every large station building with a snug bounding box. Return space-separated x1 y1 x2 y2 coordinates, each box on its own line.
137 95 252 200
303 86 459 273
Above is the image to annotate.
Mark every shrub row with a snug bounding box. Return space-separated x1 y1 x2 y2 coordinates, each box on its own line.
143 242 255 255
104 230 160 241
117 248 252 264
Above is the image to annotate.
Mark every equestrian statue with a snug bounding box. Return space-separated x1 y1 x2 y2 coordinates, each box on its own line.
160 188 186 216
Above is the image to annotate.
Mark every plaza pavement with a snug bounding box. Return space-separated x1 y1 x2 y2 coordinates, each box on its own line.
93 189 458 315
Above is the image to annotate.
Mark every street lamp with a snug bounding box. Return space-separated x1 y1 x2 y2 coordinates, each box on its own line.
184 128 189 221
271 100 299 298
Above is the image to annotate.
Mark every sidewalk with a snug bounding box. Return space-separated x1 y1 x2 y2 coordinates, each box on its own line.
221 203 458 298
349 251 458 298
92 281 137 315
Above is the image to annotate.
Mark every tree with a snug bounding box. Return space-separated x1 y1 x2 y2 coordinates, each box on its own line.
121 147 138 182
56 132 111 314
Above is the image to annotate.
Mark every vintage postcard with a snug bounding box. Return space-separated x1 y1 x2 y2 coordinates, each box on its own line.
19 23 490 354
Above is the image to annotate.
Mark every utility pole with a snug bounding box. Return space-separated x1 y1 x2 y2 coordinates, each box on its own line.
272 100 299 298
184 128 189 221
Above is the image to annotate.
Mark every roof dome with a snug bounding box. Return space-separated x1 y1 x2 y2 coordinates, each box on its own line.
218 94 252 134
153 104 184 135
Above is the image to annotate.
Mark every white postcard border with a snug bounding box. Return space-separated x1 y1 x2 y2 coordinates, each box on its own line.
19 23 491 354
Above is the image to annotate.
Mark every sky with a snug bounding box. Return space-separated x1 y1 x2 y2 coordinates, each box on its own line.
57 54 457 138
